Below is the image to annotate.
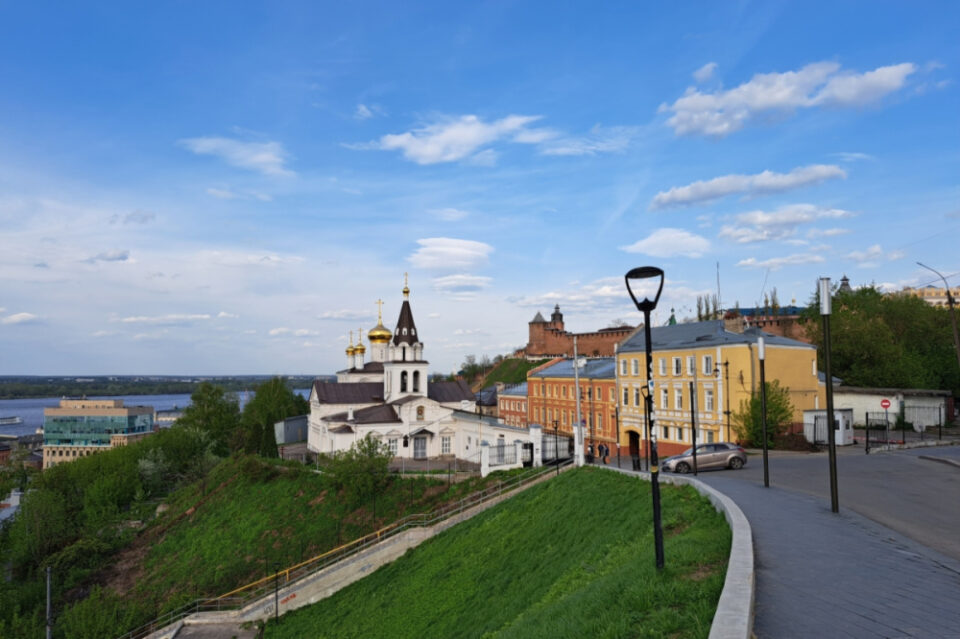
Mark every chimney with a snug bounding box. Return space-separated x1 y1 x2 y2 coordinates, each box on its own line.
347 407 354 421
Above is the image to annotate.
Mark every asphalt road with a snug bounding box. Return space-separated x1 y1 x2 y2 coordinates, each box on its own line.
706 444 960 562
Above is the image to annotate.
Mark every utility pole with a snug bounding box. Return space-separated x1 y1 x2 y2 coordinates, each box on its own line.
573 336 584 466
917 262 960 374
46 565 52 639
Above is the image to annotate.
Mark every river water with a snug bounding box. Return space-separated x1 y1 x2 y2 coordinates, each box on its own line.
0 389 311 438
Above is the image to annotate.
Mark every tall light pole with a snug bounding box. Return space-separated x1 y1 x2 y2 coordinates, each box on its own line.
917 262 960 374
723 361 731 442
625 266 665 570
820 277 839 513
758 336 769 488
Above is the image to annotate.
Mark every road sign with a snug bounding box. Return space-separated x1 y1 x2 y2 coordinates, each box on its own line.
881 398 891 409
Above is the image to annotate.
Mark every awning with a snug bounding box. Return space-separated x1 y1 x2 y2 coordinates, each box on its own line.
409 427 434 437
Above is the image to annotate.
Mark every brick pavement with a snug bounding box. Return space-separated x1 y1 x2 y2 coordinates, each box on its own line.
698 475 960 638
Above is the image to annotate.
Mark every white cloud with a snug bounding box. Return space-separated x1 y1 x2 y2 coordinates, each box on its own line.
651 164 846 209
206 187 273 201
620 228 710 258
317 309 374 321
737 253 826 270
539 125 639 156
216 311 239 319
355 104 374 120
661 61 917 137
268 327 320 337
85 250 131 263
179 137 294 176
432 274 492 294
373 114 542 164
431 208 470 221
117 314 212 325
807 227 851 238
408 237 494 270
831 152 875 163
109 210 156 225
719 204 855 243
848 244 905 267
1 312 39 325
693 62 717 83
206 187 239 199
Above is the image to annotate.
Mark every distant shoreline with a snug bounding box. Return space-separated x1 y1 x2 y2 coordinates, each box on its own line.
0 375 329 400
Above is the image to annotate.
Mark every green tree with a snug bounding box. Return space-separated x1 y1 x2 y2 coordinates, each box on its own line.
325 435 392 506
177 382 240 456
240 377 309 457
732 380 794 448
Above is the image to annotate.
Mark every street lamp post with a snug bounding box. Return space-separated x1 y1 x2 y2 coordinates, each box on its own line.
723 361 731 442
554 420 559 475
758 336 770 488
625 266 665 570
820 277 840 513
917 262 960 374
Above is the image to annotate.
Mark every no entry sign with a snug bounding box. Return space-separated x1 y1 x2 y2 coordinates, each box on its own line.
881 398 891 409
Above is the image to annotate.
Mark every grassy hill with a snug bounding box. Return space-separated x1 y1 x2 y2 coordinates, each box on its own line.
476 358 549 390
265 468 730 639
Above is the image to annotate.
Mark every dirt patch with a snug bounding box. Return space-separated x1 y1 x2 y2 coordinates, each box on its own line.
102 535 153 595
683 562 721 582
309 490 328 506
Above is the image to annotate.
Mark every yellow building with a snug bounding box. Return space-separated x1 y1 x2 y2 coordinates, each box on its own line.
616 319 825 460
899 285 960 308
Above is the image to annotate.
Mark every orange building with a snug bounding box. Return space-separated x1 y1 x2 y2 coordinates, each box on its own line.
497 382 528 427
527 357 618 456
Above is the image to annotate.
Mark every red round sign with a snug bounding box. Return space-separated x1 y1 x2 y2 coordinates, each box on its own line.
881 398 891 409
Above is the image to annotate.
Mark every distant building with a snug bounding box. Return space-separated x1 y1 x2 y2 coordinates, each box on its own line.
43 399 154 469
497 382 528 428
519 305 635 358
899 284 960 308
274 414 308 445
475 386 498 417
155 407 185 428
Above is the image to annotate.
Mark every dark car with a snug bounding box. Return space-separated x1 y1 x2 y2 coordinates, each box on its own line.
662 442 747 473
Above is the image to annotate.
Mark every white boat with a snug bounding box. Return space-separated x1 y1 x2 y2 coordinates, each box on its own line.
0 416 24 426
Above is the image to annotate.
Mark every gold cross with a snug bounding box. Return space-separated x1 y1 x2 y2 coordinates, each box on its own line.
376 298 384 320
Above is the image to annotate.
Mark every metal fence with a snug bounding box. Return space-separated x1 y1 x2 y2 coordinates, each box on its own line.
488 442 517 467
116 460 569 639
541 432 573 463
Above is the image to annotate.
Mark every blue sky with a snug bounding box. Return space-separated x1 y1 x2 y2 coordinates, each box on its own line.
1 1 957 375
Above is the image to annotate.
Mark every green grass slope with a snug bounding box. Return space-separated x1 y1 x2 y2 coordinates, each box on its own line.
266 468 730 639
478 358 549 389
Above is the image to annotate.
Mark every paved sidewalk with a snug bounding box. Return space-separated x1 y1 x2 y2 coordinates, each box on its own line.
698 475 960 638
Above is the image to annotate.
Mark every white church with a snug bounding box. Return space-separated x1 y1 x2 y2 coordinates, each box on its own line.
307 278 537 472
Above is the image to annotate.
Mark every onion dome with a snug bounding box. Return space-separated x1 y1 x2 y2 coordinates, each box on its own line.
345 331 356 356
368 300 392 344
354 328 366 354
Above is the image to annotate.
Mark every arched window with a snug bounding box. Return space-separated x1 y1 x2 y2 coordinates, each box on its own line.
400 371 408 392
413 371 421 392
402 345 407 361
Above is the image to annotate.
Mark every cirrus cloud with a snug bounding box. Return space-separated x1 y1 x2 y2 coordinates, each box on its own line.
1 312 40 325
408 237 494 270
179 136 294 176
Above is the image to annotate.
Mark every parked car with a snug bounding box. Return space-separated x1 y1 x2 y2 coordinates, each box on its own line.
662 443 747 473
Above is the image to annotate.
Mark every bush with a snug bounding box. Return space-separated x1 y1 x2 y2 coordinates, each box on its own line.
732 380 794 448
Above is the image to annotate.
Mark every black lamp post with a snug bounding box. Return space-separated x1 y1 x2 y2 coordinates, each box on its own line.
820 277 839 513
625 266 665 570
917 262 960 374
758 336 769 488
553 420 559 475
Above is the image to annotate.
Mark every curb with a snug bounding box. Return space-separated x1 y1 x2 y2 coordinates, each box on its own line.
918 454 960 469
869 439 960 453
606 467 754 639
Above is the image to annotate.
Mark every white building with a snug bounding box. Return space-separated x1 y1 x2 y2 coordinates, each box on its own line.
308 278 538 472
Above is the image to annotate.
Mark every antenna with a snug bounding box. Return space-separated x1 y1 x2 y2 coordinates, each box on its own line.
715 261 723 314
759 268 770 304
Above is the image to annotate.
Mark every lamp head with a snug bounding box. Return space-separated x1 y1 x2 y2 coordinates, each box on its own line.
819 277 832 315
625 266 665 313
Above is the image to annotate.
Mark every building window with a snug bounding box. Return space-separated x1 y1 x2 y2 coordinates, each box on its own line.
658 358 666 376
660 387 669 409
687 356 695 375
596 413 603 432
388 438 398 455
663 426 670 440
441 436 451 455
562 386 567 398
675 388 683 410
705 388 714 412
623 388 629 406
673 357 682 376
400 371 408 392
703 355 714 375
413 371 420 392
632 359 639 376
634 388 641 406
707 430 715 443
621 360 628 376
609 388 615 402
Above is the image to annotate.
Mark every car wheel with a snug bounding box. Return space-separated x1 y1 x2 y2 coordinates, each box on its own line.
729 457 744 470
675 462 690 474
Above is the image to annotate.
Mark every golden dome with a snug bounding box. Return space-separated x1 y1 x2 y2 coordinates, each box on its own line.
346 331 356 356
368 300 392 344
354 328 367 353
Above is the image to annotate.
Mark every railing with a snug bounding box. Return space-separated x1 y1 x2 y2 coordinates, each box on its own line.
116 460 570 639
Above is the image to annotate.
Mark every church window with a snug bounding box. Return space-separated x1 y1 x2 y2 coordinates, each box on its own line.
412 328 416 335
441 436 451 454
413 371 421 392
402 328 407 335
417 405 424 421
388 438 398 455
401 371 408 392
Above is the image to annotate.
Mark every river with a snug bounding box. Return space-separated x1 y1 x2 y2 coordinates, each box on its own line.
0 389 311 438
